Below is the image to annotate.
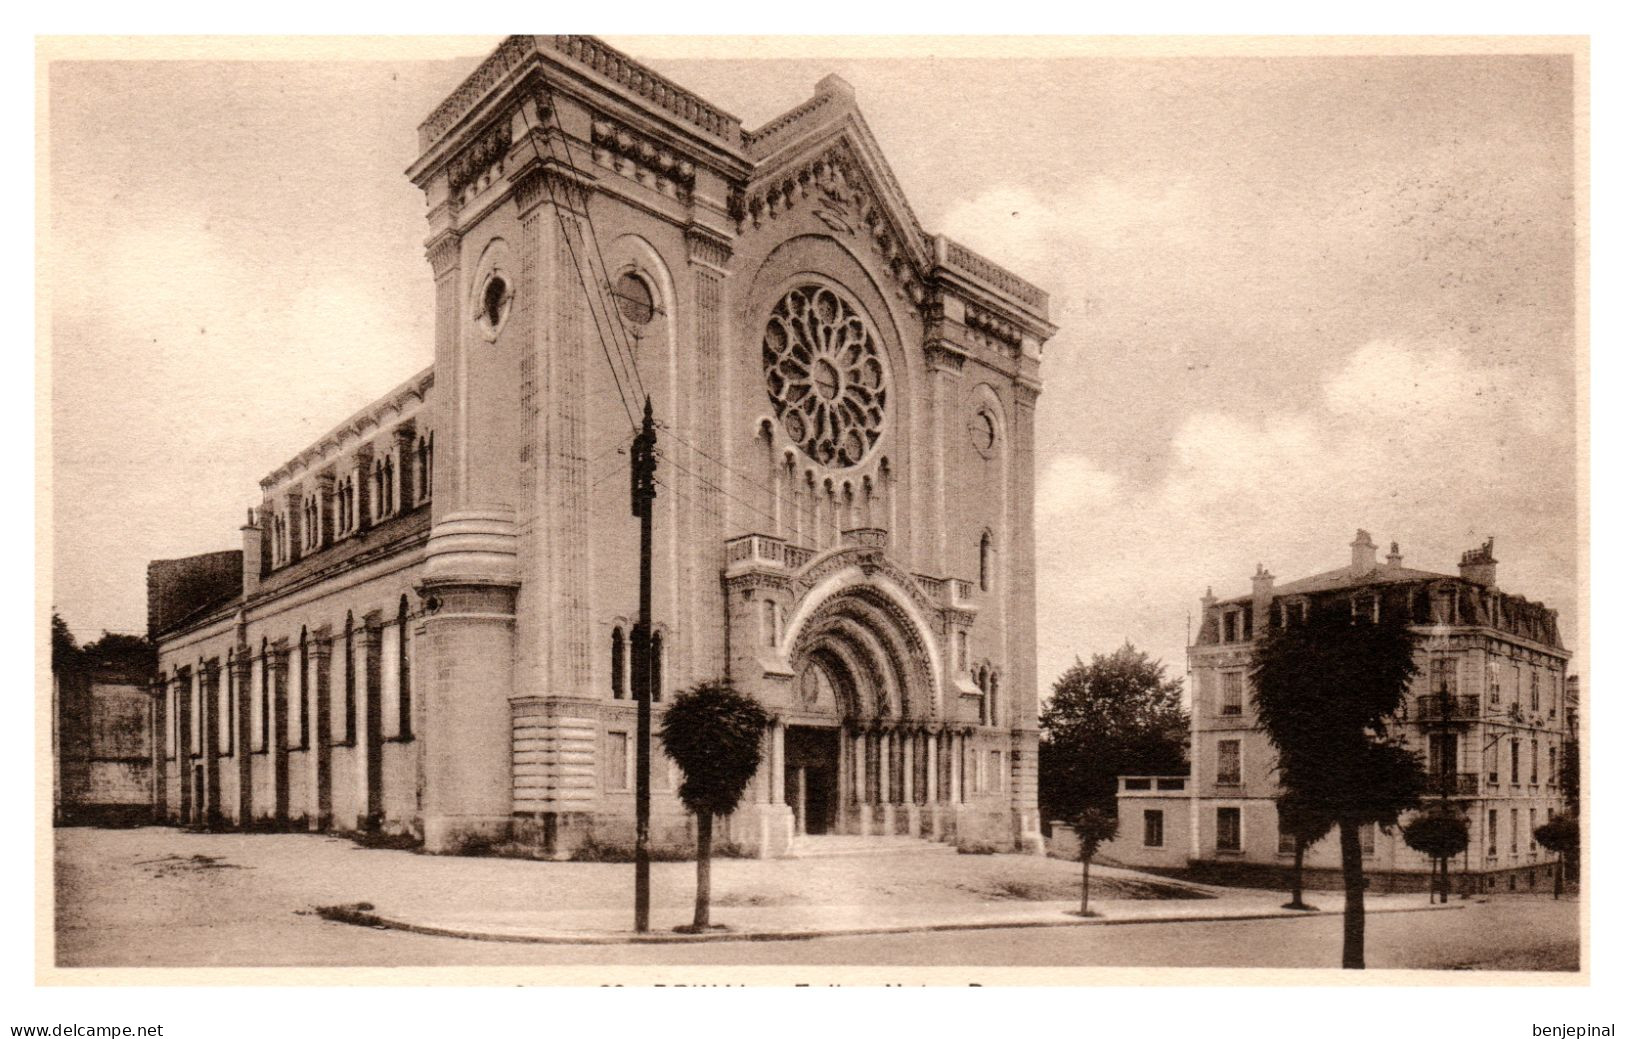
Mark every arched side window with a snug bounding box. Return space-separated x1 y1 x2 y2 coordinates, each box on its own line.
415 432 434 505
988 672 1000 728
611 627 626 699
979 530 994 592
651 632 664 704
397 596 413 740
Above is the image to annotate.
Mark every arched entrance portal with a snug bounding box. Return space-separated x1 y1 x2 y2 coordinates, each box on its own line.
781 581 944 838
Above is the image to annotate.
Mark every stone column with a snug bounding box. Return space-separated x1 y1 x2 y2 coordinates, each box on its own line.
924 346 964 574
877 729 894 835
415 575 516 852
853 728 869 835
269 648 289 826
359 619 384 830
753 725 772 806
684 226 733 685
836 726 850 834
232 652 253 827
770 721 786 804
794 767 807 836
203 661 223 830
902 730 920 836
926 729 940 838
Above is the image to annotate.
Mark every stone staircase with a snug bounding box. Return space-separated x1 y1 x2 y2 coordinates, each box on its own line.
789 834 956 858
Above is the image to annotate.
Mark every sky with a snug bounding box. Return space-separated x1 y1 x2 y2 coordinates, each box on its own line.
46 38 1583 695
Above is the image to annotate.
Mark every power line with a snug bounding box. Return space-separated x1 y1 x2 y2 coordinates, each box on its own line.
533 72 647 406
591 453 632 493
653 418 812 519
653 475 727 530
515 102 638 433
589 429 636 467
653 447 781 529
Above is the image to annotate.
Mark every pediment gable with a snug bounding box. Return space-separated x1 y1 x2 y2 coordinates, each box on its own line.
731 81 933 310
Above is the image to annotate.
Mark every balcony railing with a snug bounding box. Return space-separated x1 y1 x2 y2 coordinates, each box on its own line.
724 533 815 572
1414 694 1481 721
1423 772 1480 797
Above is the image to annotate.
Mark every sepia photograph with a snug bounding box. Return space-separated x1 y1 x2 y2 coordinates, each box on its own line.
38 30 1588 997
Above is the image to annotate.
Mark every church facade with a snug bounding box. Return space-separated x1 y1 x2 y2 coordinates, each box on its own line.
147 35 1055 858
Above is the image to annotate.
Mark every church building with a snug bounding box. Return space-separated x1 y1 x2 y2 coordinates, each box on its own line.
147 35 1056 858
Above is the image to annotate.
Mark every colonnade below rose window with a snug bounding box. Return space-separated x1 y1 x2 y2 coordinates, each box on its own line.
755 719 989 839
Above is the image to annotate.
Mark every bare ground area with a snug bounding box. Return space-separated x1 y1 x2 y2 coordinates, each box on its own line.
51 826 1579 971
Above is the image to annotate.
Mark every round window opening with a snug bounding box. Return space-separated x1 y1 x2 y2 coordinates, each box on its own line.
971 409 997 456
762 285 887 468
614 271 655 326
478 274 511 337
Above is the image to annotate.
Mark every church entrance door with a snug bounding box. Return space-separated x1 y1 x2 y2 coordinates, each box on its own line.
784 726 839 835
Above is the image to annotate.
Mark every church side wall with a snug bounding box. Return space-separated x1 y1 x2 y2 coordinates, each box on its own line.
153 545 428 837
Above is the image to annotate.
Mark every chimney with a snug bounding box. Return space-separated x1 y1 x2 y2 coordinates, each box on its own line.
1459 536 1498 588
1251 564 1275 634
1350 529 1377 574
1387 541 1403 568
241 507 263 598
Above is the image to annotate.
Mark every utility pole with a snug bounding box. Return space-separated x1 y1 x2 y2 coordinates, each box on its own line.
630 396 657 932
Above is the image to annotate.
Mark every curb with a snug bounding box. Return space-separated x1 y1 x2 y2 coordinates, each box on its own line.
315 899 1466 947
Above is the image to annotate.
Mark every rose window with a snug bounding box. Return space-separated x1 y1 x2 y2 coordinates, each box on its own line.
762 286 887 467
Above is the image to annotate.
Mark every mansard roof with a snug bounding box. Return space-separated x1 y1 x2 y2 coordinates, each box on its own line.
1215 562 1455 606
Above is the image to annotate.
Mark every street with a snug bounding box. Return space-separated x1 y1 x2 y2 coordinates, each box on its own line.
53 827 1579 972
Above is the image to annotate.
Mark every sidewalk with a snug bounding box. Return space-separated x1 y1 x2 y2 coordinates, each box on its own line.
322 893 1465 945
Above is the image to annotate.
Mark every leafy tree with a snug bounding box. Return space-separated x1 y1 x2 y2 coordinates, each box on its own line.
1039 643 1188 822
1277 789 1334 910
79 631 157 675
1070 806 1119 918
1534 815 1579 899
1402 806 1470 904
658 681 770 932
51 612 80 672
1560 740 1580 817
1251 600 1427 969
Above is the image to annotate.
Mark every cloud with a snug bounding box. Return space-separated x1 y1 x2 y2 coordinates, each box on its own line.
936 177 1203 311
1323 338 1564 438
1037 454 1121 520
1034 335 1577 695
